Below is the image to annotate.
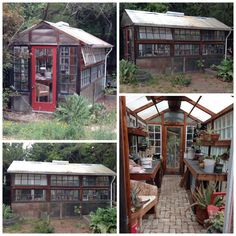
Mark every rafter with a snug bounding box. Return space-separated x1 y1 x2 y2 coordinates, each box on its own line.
188 96 202 116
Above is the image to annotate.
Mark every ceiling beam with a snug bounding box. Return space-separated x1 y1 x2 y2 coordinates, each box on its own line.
188 96 202 116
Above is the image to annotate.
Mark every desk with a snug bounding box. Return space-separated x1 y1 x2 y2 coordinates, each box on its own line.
180 159 227 190
130 160 161 186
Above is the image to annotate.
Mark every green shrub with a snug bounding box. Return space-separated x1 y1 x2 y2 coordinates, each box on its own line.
216 59 233 82
172 73 191 86
90 208 116 233
120 59 137 84
206 211 224 233
55 94 90 127
33 218 54 233
89 103 106 123
3 204 13 220
196 59 205 71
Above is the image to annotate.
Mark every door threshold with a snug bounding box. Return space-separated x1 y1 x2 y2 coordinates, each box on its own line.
32 110 54 114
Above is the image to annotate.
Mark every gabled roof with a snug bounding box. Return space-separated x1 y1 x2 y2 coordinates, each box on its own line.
7 160 116 176
126 95 233 122
14 21 113 48
122 9 231 31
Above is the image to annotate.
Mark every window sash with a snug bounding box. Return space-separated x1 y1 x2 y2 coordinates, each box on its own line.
138 27 172 40
138 44 170 57
14 174 47 186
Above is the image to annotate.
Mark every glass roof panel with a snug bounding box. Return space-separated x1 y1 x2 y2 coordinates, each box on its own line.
191 106 211 122
156 101 169 112
126 95 149 111
180 101 194 113
138 105 158 119
197 95 233 114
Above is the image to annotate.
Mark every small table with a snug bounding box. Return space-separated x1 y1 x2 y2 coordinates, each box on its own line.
180 159 227 190
130 160 161 186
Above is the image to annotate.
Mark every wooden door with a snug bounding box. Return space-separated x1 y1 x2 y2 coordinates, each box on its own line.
164 126 184 174
31 46 57 112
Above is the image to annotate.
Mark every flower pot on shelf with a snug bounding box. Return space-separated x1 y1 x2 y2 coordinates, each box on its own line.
203 159 216 173
211 133 220 142
214 163 224 173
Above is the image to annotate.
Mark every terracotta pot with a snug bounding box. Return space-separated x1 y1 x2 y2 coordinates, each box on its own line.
195 206 208 225
211 133 220 142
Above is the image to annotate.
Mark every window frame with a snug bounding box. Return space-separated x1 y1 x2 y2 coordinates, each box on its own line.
174 44 200 56
14 173 47 186
13 46 30 92
15 189 46 202
148 124 162 156
138 44 171 58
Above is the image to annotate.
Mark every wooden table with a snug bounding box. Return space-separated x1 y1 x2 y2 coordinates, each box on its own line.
130 160 161 186
180 158 227 190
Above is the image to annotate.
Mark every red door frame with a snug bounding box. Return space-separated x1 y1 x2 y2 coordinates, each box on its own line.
31 46 57 112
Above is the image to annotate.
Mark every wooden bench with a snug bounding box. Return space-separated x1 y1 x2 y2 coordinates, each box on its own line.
131 195 158 232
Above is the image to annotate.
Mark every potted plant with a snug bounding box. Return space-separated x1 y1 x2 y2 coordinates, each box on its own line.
203 156 216 173
214 155 224 173
205 211 224 233
190 184 223 225
3 204 16 227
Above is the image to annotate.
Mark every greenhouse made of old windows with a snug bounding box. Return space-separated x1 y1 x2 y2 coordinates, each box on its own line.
7 160 116 218
11 21 113 112
120 95 233 233
121 9 232 73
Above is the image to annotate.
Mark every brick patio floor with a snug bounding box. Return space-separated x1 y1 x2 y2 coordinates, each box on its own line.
142 175 207 233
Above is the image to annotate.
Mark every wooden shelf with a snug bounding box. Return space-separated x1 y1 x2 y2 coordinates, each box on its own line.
193 140 231 147
127 127 148 137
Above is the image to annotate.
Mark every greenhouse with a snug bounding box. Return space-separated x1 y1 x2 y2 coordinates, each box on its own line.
11 20 113 112
121 9 232 73
120 95 233 233
7 160 116 218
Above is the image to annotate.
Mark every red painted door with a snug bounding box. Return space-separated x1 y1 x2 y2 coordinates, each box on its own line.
31 46 57 112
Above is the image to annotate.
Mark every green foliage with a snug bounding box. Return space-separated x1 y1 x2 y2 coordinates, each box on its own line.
120 59 137 84
55 94 90 125
74 205 82 217
206 211 224 233
196 59 205 71
3 204 14 220
90 208 116 233
89 103 106 123
216 59 233 82
33 218 54 233
191 183 224 209
172 73 191 86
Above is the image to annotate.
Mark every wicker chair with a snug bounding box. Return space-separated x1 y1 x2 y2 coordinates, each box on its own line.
36 83 49 102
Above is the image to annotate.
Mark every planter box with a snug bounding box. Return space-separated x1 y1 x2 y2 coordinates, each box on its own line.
11 95 31 112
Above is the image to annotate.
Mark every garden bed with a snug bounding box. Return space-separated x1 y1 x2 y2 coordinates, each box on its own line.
3 218 91 233
120 72 233 93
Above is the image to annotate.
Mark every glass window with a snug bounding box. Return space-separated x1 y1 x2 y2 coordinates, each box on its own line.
139 44 170 57
81 47 106 66
174 44 200 56
51 189 80 201
186 125 195 149
14 174 47 186
15 189 46 201
50 175 80 186
59 47 77 95
13 46 29 91
202 30 225 41
82 189 109 201
81 69 91 88
214 111 233 140
91 66 98 82
148 125 162 156
202 44 224 55
83 176 109 186
138 27 173 40
174 29 200 41
164 112 184 122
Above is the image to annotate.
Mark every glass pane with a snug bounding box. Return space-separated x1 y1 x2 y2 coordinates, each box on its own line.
167 127 181 169
35 48 53 103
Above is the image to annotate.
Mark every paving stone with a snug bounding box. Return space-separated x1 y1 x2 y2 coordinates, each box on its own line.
141 175 206 233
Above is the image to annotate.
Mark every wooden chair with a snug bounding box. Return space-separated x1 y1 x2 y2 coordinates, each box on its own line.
36 83 50 102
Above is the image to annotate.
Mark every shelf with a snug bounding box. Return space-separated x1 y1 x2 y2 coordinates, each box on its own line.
127 127 148 137
193 140 231 147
